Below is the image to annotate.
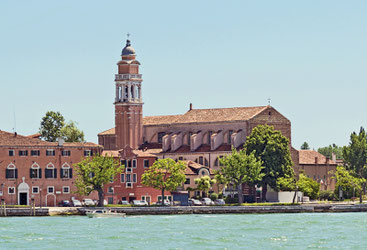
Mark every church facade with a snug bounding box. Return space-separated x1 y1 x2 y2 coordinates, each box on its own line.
98 39 337 203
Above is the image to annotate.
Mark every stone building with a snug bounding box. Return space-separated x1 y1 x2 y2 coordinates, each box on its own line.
0 130 101 206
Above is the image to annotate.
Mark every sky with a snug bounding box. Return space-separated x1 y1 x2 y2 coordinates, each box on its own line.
0 0 366 149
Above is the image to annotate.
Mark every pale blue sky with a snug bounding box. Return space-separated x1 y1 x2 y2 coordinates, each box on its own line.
0 1 366 149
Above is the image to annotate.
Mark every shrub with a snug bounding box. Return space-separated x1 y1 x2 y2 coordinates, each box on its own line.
225 195 238 204
297 174 320 200
210 193 218 201
319 190 335 201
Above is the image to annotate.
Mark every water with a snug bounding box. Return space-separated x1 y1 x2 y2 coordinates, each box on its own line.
0 213 366 249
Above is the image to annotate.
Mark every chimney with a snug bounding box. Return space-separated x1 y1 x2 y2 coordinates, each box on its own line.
189 103 193 111
57 137 64 147
331 153 336 162
315 157 318 164
326 157 330 165
14 132 17 137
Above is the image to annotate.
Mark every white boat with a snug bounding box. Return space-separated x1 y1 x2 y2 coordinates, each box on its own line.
86 209 126 218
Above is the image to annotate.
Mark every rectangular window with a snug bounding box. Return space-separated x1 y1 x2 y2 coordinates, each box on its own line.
30 168 41 179
108 187 114 193
158 132 165 143
133 173 137 183
199 156 204 165
8 187 15 194
126 168 132 173
121 174 125 183
45 168 57 179
143 160 149 168
185 178 190 184
47 186 54 194
207 131 212 144
108 197 113 204
46 149 55 156
188 132 193 145
19 150 28 156
228 130 233 144
6 168 17 179
84 150 91 157
32 186 39 194
128 160 132 168
126 174 131 183
61 168 72 179
61 150 71 156
132 159 137 168
8 150 14 156
31 150 40 156
63 186 70 194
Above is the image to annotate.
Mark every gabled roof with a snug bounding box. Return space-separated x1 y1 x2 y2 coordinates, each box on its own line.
183 160 215 175
144 106 269 126
98 105 271 135
298 150 336 165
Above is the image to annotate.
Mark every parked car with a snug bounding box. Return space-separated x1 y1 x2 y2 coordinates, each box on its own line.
93 200 108 206
59 200 71 207
201 198 214 206
131 200 148 206
71 199 82 207
189 199 202 206
214 199 225 205
120 200 129 205
155 200 170 206
83 199 95 207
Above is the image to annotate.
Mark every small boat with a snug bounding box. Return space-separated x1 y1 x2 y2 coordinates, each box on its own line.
86 209 126 218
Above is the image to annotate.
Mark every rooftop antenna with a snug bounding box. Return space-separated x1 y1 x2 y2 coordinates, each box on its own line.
13 105 16 133
267 97 271 106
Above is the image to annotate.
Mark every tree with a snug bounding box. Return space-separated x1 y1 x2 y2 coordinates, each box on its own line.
318 144 343 160
141 158 186 205
39 111 65 142
333 166 363 199
297 173 320 200
213 170 229 195
61 121 85 142
39 111 85 142
219 148 264 204
74 154 122 206
343 127 367 203
301 142 310 150
195 176 216 197
244 125 295 200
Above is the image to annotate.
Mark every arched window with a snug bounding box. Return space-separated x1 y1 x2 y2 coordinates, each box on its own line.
30 163 41 179
214 156 224 167
6 163 17 179
61 163 72 179
45 163 57 179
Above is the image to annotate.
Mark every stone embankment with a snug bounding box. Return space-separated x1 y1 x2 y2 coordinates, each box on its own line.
2 204 367 217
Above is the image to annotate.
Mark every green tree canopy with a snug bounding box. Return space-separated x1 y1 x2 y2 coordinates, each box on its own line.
61 121 85 142
219 148 264 204
141 158 186 205
195 175 216 197
74 154 122 206
301 142 310 150
297 173 320 200
39 111 65 142
244 125 295 199
343 127 367 202
333 166 363 199
39 111 85 142
213 169 229 195
318 144 343 160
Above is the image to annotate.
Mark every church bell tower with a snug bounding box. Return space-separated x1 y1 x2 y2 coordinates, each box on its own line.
114 38 143 150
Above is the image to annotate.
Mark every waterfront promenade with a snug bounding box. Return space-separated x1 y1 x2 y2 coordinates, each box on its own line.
1 203 367 217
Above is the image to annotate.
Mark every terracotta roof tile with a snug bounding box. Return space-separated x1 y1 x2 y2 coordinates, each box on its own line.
0 130 100 148
98 128 115 136
298 150 336 165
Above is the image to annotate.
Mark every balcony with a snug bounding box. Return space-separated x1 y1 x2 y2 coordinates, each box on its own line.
115 74 142 81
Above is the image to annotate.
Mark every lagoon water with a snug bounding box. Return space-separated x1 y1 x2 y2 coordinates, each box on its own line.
0 213 366 249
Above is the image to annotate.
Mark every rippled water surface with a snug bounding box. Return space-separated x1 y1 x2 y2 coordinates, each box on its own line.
0 212 366 249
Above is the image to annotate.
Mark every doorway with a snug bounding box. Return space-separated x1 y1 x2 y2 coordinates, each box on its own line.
19 193 27 205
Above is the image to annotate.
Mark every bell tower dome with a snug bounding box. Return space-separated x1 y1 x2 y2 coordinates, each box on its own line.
114 38 143 150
